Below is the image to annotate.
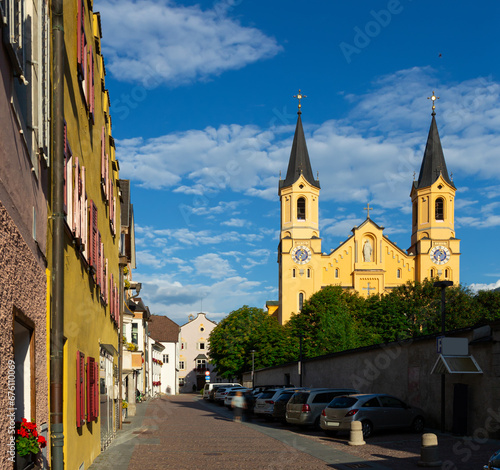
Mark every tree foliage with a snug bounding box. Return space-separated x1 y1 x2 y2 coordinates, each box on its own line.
208 306 295 379
209 284 500 377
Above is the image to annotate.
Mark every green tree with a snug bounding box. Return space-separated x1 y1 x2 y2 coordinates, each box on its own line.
208 306 295 379
287 286 378 358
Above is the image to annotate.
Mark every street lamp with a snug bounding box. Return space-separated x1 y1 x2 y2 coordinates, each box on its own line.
434 280 453 433
298 334 304 387
250 350 256 389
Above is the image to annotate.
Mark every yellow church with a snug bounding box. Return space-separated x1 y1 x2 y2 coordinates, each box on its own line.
274 92 460 325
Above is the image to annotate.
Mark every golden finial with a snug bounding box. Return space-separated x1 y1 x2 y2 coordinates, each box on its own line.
293 89 307 113
364 203 373 219
427 91 440 115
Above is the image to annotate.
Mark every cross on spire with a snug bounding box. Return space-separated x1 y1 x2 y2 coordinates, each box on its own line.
293 89 307 113
364 203 373 219
427 91 440 115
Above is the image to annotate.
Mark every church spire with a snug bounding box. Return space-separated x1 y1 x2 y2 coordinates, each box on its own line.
280 91 320 190
415 94 454 190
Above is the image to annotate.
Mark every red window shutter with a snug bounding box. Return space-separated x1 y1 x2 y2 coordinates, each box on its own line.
105 153 109 202
90 45 95 122
73 156 79 238
77 0 83 74
81 168 87 260
110 273 114 320
101 127 105 182
89 200 98 270
113 196 117 235
115 284 119 325
94 361 100 420
87 357 95 422
76 351 85 427
97 232 102 287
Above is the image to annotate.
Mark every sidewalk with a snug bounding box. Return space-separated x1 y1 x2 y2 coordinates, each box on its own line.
89 399 153 469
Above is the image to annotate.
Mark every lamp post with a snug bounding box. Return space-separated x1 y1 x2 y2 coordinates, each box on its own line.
298 334 304 387
434 280 453 433
250 350 256 389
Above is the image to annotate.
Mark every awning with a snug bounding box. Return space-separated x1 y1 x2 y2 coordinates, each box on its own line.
431 355 482 374
101 343 118 357
194 354 207 360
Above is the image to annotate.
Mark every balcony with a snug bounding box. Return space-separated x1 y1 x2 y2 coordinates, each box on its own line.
193 367 209 375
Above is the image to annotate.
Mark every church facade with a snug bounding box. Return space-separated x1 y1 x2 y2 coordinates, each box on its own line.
276 96 460 325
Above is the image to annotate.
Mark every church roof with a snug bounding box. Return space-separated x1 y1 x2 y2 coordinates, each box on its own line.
280 112 320 190
415 114 454 190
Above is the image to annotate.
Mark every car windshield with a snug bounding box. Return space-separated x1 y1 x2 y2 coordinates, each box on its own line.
288 392 309 404
328 396 358 408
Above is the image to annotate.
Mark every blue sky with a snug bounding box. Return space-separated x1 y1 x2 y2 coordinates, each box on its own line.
95 0 500 325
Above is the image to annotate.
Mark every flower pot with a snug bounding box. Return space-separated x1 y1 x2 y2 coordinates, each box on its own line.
15 453 35 470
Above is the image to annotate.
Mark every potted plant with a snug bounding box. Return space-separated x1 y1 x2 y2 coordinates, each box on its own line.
15 419 47 470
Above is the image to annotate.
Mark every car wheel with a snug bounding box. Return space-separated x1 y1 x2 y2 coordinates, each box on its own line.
361 420 373 439
411 416 425 433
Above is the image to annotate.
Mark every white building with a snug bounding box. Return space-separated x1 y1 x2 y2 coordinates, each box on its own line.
147 337 165 395
148 314 180 395
178 313 218 393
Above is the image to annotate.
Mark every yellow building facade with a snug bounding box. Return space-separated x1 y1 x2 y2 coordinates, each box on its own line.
48 2 121 468
277 104 460 325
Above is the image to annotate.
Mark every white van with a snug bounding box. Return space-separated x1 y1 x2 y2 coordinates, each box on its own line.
203 382 241 400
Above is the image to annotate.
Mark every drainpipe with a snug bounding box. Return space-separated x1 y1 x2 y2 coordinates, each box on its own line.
50 0 65 468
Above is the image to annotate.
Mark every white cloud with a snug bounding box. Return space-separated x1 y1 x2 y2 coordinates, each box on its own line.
193 253 235 279
469 280 500 292
96 0 282 86
221 218 246 227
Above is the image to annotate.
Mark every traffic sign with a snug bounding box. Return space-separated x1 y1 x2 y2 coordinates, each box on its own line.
205 370 210 376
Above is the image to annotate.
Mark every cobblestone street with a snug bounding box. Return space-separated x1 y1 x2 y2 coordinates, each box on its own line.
89 395 500 470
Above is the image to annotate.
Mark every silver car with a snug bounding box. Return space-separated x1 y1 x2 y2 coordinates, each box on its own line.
286 388 358 428
320 393 425 438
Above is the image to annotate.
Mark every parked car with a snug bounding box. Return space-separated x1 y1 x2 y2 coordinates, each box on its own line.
272 390 298 424
484 449 500 470
224 388 249 407
286 388 358 428
203 382 240 400
320 393 425 439
254 388 295 419
214 386 244 404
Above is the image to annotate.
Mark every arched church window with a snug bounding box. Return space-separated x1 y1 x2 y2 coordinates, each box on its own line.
297 198 306 220
335 268 339 278
413 201 418 226
397 269 401 279
435 198 444 221
298 293 304 311
445 269 449 278
292 269 296 278
307 269 311 278
430 268 435 278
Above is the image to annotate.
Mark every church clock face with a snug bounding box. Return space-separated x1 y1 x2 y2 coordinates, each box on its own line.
291 246 311 265
429 246 451 265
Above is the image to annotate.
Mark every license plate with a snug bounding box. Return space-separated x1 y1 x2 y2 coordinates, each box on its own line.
327 421 340 427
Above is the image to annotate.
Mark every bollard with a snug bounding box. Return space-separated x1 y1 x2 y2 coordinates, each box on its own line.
417 433 442 467
348 420 365 446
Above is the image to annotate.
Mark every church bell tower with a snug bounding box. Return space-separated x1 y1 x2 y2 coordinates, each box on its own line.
409 92 460 284
278 91 322 324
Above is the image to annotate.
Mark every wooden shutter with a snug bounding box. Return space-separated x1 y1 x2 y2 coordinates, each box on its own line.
87 357 95 422
73 156 80 238
76 351 85 427
101 127 105 183
66 153 73 230
89 201 98 270
115 284 119 325
77 0 84 75
81 168 88 260
89 44 95 122
94 361 100 420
